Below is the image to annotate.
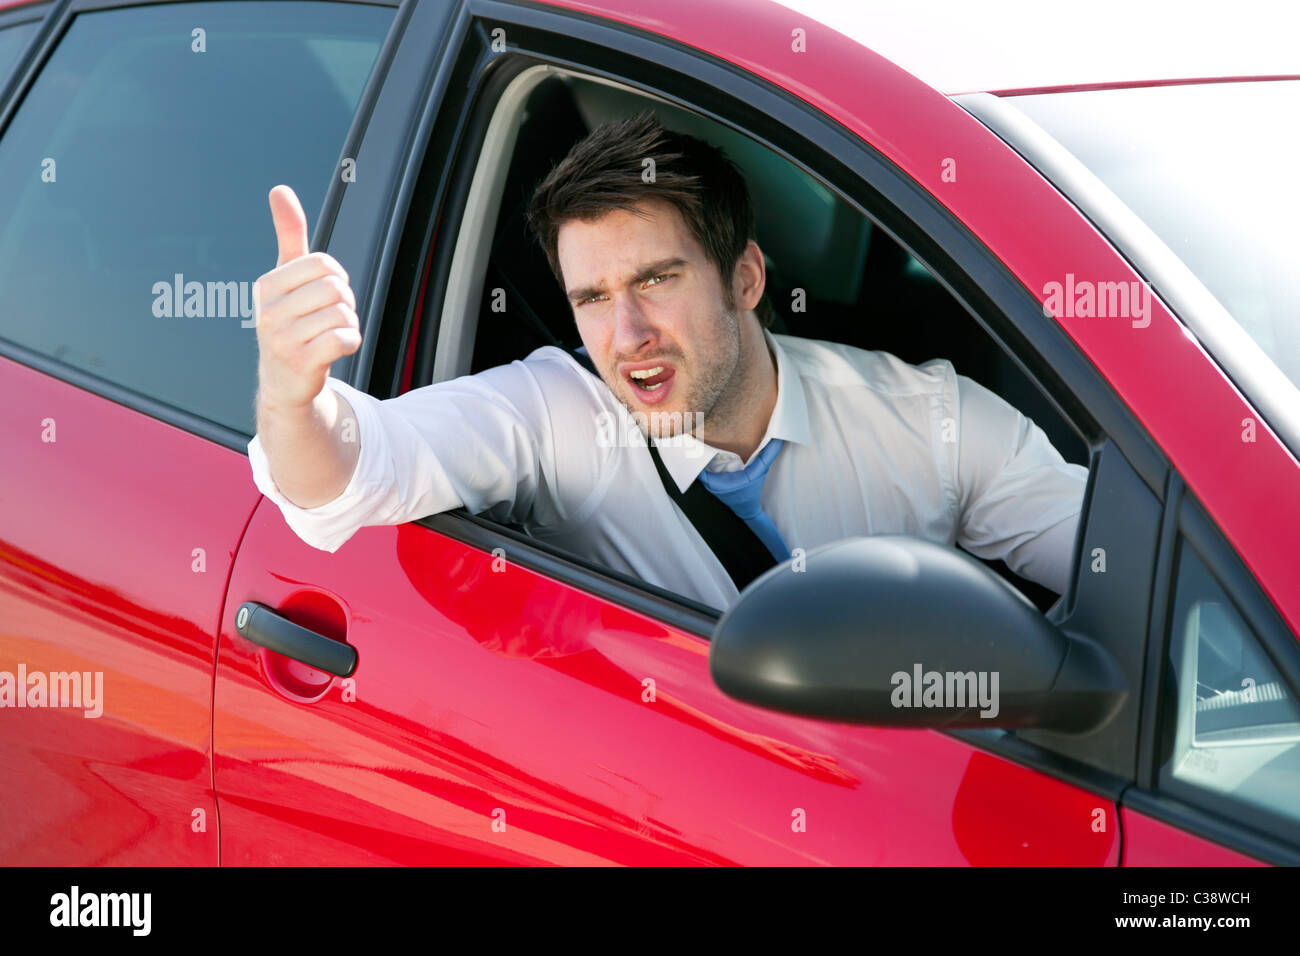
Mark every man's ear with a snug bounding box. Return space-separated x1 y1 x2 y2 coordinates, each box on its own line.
732 239 766 312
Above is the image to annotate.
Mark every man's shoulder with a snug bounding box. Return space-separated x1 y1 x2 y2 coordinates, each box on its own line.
512 343 589 377
386 346 618 428
773 333 954 398
445 345 612 400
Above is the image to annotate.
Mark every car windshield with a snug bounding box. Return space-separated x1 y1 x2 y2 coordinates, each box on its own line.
1009 80 1300 392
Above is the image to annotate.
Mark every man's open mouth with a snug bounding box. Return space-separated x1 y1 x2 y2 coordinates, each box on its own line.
621 361 677 406
628 366 673 391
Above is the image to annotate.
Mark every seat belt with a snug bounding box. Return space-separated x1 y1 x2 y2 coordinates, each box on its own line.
569 349 778 591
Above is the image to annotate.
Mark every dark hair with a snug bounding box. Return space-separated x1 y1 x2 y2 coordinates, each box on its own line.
526 110 775 329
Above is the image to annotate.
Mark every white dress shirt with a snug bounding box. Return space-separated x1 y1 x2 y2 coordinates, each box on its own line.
247 331 1088 611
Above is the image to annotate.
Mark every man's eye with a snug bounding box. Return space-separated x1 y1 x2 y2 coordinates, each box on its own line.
645 273 672 287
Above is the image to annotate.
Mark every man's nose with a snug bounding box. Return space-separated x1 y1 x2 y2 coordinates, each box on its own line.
610 294 657 356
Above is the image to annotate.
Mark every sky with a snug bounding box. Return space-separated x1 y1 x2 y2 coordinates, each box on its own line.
772 0 1300 93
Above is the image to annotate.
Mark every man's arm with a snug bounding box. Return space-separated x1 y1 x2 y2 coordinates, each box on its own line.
950 371 1089 595
247 186 613 553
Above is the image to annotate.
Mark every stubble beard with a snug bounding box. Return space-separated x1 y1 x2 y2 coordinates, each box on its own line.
613 300 743 444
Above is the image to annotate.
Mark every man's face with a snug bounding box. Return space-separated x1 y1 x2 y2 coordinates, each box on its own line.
557 199 742 437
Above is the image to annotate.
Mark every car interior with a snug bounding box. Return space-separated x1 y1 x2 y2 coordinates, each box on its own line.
437 67 1090 612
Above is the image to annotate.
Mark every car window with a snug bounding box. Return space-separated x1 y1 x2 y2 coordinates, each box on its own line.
1159 536 1300 830
0 18 38 83
0 1 393 435
411 68 1091 614
470 73 1088 472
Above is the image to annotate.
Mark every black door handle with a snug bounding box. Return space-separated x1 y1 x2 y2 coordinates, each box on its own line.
234 601 357 678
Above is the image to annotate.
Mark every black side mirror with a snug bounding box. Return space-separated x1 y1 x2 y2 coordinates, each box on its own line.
710 536 1125 733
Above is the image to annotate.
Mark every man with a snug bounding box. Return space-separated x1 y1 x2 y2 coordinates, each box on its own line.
248 112 1087 611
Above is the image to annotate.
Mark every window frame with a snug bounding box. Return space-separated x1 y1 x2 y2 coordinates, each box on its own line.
0 0 49 103
0 0 406 452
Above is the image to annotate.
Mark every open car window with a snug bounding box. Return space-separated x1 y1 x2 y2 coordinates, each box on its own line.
461 72 1088 467
420 68 1092 614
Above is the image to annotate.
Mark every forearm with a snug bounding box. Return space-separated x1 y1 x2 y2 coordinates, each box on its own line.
255 384 360 509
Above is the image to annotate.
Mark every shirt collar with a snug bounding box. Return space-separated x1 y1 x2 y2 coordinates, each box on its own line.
654 329 812 494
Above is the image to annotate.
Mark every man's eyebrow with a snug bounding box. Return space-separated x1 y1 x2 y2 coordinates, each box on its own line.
566 257 689 303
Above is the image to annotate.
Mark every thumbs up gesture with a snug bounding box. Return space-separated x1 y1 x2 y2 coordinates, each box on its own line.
253 185 361 411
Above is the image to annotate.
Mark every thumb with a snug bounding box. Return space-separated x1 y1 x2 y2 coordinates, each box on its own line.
268 184 310 267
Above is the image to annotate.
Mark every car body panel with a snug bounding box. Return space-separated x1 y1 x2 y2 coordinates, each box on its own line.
0 356 260 864
1120 807 1267 866
213 506 1119 864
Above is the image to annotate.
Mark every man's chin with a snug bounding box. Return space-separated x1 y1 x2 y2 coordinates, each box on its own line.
617 396 702 442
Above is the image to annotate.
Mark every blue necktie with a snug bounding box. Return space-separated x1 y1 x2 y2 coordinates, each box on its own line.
695 438 792 562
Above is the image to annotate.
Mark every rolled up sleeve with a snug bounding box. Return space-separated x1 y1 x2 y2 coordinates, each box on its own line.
246 377 406 553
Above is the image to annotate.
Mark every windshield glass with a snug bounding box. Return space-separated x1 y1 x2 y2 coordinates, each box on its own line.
1010 80 1300 391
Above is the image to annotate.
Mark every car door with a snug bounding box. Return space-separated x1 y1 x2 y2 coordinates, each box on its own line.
211 0 1131 865
0 0 396 864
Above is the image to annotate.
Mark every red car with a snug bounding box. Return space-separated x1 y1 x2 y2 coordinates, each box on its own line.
1 0 1296 865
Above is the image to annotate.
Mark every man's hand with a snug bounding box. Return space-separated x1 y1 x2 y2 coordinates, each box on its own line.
252 185 363 510
254 185 361 411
